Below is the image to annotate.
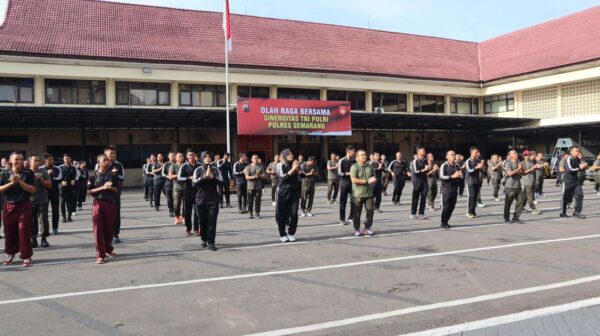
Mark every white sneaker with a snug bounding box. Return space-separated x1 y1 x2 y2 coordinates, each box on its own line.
272 202 276 206
300 212 306 217
477 203 486 208
306 212 313 217
280 236 289 243
354 230 362 237
410 215 417 219
287 234 296 242
533 200 539 204
596 192 600 196
348 219 354 225
493 197 500 202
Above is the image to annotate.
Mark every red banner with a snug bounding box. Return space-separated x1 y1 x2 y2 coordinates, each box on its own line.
236 98 352 136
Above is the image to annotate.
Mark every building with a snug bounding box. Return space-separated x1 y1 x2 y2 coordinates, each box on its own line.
1 0 600 186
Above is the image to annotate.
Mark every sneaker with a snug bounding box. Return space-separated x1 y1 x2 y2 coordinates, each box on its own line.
287 234 296 242
185 230 192 237
208 244 217 251
78 207 83 211
573 212 586 219
106 251 118 258
354 230 362 237
363 229 374 236
504 219 513 224
531 209 542 215
348 219 354 225
466 213 477 219
249 213 254 219
493 197 500 202
441 223 451 229
306 212 313 217
300 212 306 217
52 229 59 235
72 211 77 217
340 220 346 226
255 213 262 219
512 217 524 224
393 202 399 206
40 238 50 248
272 202 277 206
31 237 39 248
410 215 417 219
169 212 174 218
477 203 486 208
67 217 73 222
113 236 121 243
374 208 383 213
61 218 67 223
596 192 600 196
194 230 201 236
559 213 570 218
280 236 289 243
201 241 208 248
533 200 539 204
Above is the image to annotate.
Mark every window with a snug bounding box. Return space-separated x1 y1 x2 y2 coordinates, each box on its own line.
277 87 320 100
179 84 226 107
326 90 366 110
450 97 479 115
45 79 105 105
372 92 407 112
237 86 270 99
413 94 445 113
0 77 34 103
116 82 170 106
484 93 514 114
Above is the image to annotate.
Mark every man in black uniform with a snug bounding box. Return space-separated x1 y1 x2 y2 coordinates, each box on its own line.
388 151 408 205
465 146 485 218
338 146 356 226
40 153 62 235
561 146 588 219
233 153 249 214
143 157 151 201
59 153 77 223
217 153 233 208
149 153 165 211
162 152 176 217
410 146 430 219
276 149 300 243
439 150 463 229
76 161 88 211
369 152 385 213
456 154 466 197
177 150 200 236
193 152 223 251
100 146 125 243
300 156 318 217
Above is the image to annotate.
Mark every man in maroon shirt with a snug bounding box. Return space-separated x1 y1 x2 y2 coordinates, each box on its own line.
88 153 119 265
0 152 36 267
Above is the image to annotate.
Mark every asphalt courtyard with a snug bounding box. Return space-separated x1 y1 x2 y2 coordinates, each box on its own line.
1 181 600 336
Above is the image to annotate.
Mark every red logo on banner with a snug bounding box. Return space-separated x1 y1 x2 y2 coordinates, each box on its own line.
236 98 352 136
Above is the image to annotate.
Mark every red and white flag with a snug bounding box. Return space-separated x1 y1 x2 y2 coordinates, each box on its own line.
223 0 232 53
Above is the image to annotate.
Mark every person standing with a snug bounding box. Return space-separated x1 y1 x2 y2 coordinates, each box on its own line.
177 150 200 236
439 150 463 229
465 147 485 218
338 146 356 226
488 154 502 202
503 150 525 224
410 147 430 219
162 152 176 217
88 153 119 265
102 146 125 243
426 153 440 211
534 152 547 197
143 157 151 202
456 154 466 197
217 153 233 208
244 154 266 219
151 153 165 212
381 154 390 196
350 149 376 236
266 155 279 206
300 156 318 217
40 153 62 235
233 153 249 214
76 161 88 211
592 154 600 196
554 152 567 187
29 154 52 249
388 151 408 206
561 146 588 219
276 149 301 243
170 153 185 225
0 152 35 267
193 152 223 251
326 152 339 204
521 151 542 215
369 152 385 213
59 153 77 223
145 154 157 207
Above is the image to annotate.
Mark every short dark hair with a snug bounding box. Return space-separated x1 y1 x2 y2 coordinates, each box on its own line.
470 146 479 152
9 151 23 159
97 153 107 161
29 153 39 159
104 145 117 152
239 153 247 159
569 146 579 152
345 145 355 152
43 153 54 160
63 153 72 158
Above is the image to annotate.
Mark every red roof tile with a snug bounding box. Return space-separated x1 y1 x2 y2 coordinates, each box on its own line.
0 0 599 83
479 6 600 82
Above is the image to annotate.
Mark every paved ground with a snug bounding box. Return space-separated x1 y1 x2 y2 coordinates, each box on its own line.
1 181 600 336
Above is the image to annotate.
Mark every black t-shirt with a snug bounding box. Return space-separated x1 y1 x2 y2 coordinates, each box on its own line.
440 162 461 195
388 160 408 180
59 164 77 188
177 162 200 191
218 160 233 181
88 170 118 200
233 161 249 184
0 169 35 203
338 157 356 183
40 165 61 197
410 158 428 187
465 158 482 185
192 164 223 204
564 156 582 187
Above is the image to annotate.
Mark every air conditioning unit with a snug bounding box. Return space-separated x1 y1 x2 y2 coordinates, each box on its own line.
374 107 384 114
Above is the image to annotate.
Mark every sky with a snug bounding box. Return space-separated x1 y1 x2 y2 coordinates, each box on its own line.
0 0 598 41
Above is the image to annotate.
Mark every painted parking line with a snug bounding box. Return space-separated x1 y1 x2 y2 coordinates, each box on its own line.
247 276 600 336
2 233 600 306
400 296 600 336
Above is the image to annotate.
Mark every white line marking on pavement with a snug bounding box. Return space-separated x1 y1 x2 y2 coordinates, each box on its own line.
247 276 600 336
400 296 600 336
2 233 600 306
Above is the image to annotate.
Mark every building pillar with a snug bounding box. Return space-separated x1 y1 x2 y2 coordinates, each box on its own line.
230 83 238 106
478 96 484 115
365 91 373 112
407 93 414 112
557 84 562 118
106 79 116 107
445 96 451 115
270 86 277 99
170 81 178 109
516 91 523 117
34 76 44 106
320 88 327 101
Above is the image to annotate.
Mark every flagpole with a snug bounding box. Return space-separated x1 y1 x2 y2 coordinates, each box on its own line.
225 36 231 154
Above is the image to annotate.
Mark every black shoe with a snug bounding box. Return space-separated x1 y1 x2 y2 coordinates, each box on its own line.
67 217 73 222
504 219 513 224
169 212 174 217
40 238 50 248
560 213 570 218
220 204 224 208
155 206 159 211
249 213 254 219
573 213 586 219
227 203 232 208
208 243 217 251
201 241 208 248
62 217 67 223
441 223 450 229
113 236 121 243
255 213 261 219
144 197 148 201
31 237 39 248
512 217 524 224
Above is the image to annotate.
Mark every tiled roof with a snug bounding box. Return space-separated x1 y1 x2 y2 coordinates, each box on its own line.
0 0 599 83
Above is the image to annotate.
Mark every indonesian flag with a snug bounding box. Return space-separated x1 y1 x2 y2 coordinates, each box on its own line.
223 0 232 53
